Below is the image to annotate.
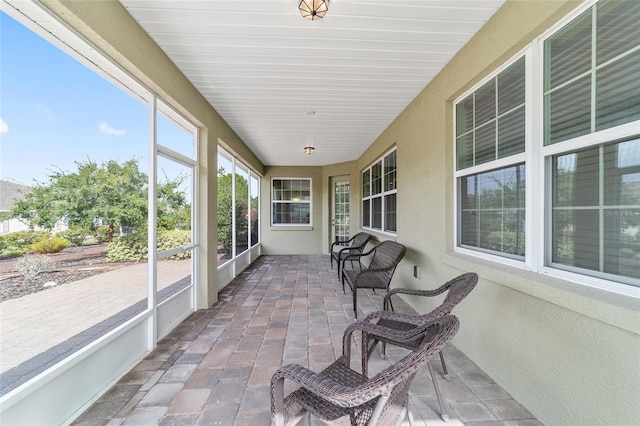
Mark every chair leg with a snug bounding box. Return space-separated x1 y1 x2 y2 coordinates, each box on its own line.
428 359 449 422
353 288 358 320
381 341 387 359
440 350 449 381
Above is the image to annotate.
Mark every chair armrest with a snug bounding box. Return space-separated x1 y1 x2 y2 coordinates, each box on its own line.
331 235 355 251
351 315 430 343
335 245 362 258
342 245 377 263
384 286 448 310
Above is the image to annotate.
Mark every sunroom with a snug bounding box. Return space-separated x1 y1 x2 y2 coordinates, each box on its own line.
0 0 638 425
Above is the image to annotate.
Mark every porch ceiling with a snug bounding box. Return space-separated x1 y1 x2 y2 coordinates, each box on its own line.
120 0 505 166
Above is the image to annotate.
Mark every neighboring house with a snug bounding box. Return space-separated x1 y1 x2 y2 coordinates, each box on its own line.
0 180 32 234
0 180 66 235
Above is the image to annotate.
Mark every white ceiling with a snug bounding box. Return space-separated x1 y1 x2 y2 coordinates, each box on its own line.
120 0 506 166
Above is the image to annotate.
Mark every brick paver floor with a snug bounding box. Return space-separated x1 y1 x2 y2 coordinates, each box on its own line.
71 255 542 426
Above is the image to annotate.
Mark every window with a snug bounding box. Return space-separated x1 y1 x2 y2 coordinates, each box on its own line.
454 0 640 287
362 148 397 233
544 0 640 284
455 57 526 258
271 178 311 225
551 139 639 281
217 148 260 266
544 0 640 145
0 3 200 396
460 164 526 258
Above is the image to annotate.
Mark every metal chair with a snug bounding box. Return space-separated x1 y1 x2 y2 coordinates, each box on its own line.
353 272 478 421
270 315 460 426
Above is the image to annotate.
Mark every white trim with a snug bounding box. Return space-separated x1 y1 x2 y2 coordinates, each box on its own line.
453 152 526 178
270 177 313 227
361 147 398 234
453 0 640 293
540 266 640 299
454 245 528 270
541 121 640 157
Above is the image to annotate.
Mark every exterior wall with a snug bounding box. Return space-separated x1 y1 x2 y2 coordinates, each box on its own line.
43 0 265 308
260 166 324 254
358 1 640 425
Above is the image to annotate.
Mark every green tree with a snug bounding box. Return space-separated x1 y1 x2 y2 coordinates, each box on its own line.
157 172 191 231
11 158 191 239
217 167 234 253
216 167 249 255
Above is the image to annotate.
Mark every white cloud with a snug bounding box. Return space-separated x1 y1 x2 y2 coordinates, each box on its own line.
0 118 8 134
98 121 127 136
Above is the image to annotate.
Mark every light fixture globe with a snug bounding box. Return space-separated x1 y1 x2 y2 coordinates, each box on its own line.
298 0 329 20
304 146 315 155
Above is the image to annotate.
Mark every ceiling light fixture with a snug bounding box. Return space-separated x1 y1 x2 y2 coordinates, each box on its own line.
304 146 315 155
298 0 329 20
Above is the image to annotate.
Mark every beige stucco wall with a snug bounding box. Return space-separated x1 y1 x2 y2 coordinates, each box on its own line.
43 0 265 308
354 1 640 425
260 166 324 254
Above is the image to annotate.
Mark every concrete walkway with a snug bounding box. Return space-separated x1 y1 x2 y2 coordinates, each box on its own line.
0 259 190 388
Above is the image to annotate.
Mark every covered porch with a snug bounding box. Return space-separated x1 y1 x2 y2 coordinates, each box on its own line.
0 0 638 424
72 255 539 425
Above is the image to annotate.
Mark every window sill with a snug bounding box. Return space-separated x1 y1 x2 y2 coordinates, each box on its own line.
443 251 640 334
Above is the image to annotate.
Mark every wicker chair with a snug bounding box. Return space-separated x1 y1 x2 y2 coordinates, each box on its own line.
330 232 373 279
353 272 478 421
341 240 407 320
270 315 460 426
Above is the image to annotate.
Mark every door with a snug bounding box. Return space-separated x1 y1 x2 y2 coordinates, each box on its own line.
332 179 350 243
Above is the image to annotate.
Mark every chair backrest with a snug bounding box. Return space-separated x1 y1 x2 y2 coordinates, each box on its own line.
431 272 478 319
350 315 460 425
368 240 406 278
352 232 372 249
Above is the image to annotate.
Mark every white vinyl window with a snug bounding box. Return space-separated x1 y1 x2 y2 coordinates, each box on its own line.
362 148 397 234
544 0 640 285
455 0 640 288
456 57 526 259
271 178 312 226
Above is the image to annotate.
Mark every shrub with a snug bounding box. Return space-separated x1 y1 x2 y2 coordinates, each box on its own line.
107 232 147 262
58 229 88 246
0 230 50 257
15 255 53 280
94 225 111 243
31 235 70 254
158 230 192 260
106 230 193 262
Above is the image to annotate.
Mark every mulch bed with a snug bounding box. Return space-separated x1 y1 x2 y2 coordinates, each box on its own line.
0 244 136 303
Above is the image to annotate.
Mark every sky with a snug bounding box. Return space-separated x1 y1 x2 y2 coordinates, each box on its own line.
0 10 193 188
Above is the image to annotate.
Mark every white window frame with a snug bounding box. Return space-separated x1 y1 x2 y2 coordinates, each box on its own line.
454 52 530 268
271 177 312 227
362 147 397 235
454 0 640 296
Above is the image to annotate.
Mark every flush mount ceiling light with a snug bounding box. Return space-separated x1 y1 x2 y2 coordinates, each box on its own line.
298 0 329 20
304 145 315 155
